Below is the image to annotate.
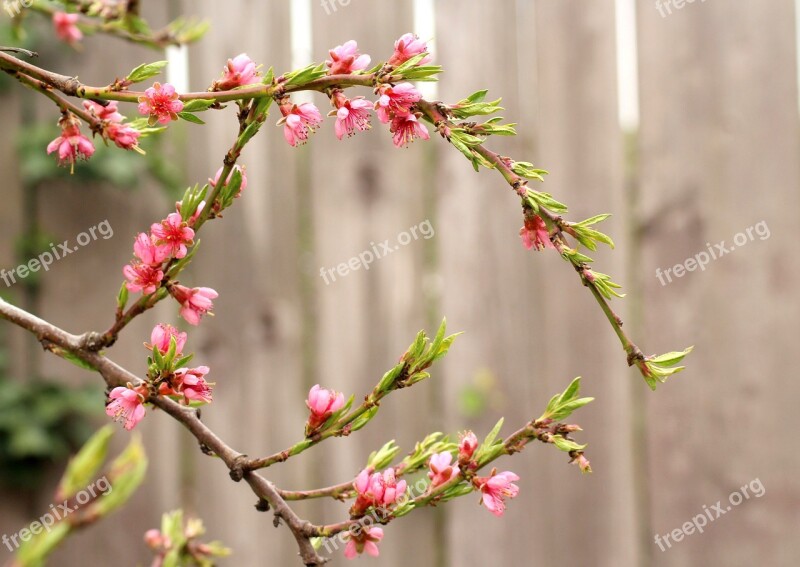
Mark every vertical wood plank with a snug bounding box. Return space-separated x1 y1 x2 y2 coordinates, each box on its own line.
310 2 434 564
533 2 637 566
436 1 635 565
638 1 800 566
184 0 307 564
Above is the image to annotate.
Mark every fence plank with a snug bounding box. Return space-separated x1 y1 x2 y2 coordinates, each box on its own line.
309 2 436 564
435 1 634 565
638 1 800 566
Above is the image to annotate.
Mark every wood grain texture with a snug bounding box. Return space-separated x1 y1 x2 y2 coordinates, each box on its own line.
638 1 800 566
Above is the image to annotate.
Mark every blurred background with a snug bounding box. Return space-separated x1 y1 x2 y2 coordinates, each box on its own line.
1 0 798 565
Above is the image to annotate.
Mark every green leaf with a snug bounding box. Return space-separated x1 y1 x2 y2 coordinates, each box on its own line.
178 112 206 125
512 162 549 182
62 352 96 372
482 417 504 450
182 99 215 113
551 435 587 453
57 425 114 500
126 60 168 84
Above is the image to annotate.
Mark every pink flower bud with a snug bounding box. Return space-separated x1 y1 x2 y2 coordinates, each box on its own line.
213 53 259 90
53 12 82 44
305 384 345 432
83 100 124 123
458 430 479 462
148 324 187 357
326 40 371 75
388 33 431 67
169 285 218 326
209 165 248 198
173 366 213 404
351 468 407 515
427 451 457 489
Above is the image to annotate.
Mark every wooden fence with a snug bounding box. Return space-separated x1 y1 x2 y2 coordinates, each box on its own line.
0 1 798 565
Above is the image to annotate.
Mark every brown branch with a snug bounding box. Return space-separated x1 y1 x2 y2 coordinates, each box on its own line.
0 297 328 566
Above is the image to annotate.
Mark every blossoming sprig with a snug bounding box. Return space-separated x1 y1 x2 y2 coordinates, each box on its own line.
414 98 692 388
145 510 231 567
26 2 209 50
243 322 460 472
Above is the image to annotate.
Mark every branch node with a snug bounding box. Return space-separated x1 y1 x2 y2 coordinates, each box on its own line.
229 454 248 482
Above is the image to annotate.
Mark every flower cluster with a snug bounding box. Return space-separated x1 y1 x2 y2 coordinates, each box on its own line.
106 324 215 430
350 468 408 517
270 34 430 149
123 199 219 326
83 100 142 151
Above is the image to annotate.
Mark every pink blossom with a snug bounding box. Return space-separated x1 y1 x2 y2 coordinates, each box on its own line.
53 12 82 44
326 40 371 75
213 53 259 90
278 102 323 147
388 33 431 67
520 215 554 251
138 82 184 125
474 470 520 517
390 113 429 148
83 100 124 123
170 285 218 326
352 468 407 514
374 83 421 124
458 430 479 463
107 122 141 151
173 366 213 404
427 452 457 489
47 117 95 171
133 233 167 266
305 384 345 432
105 387 146 430
123 262 164 295
571 453 592 474
343 526 384 559
332 96 373 140
209 165 248 198
151 213 195 259
148 323 187 356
